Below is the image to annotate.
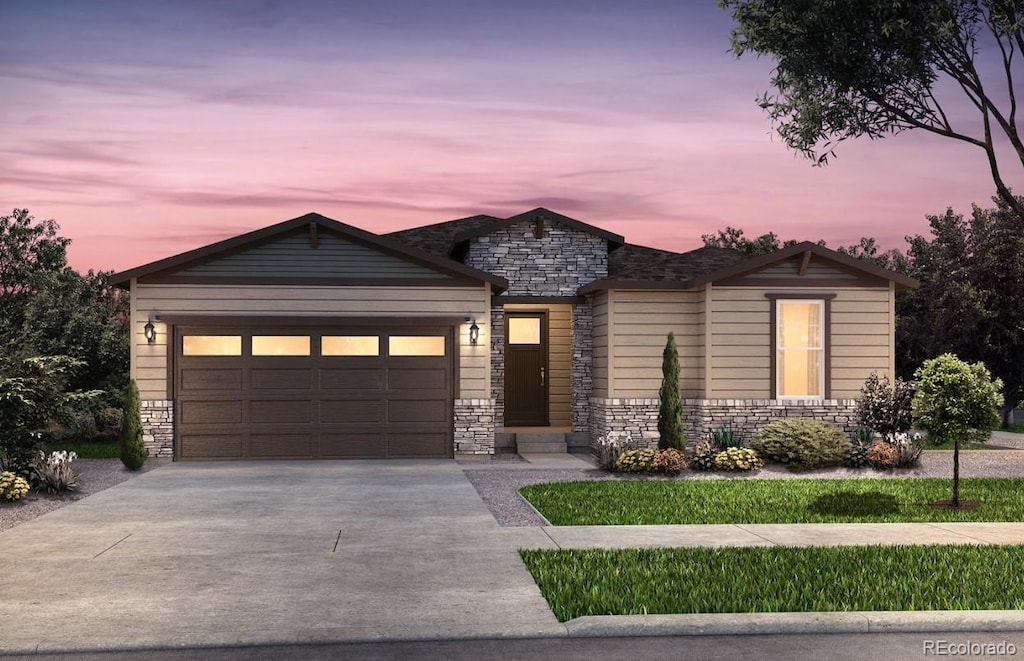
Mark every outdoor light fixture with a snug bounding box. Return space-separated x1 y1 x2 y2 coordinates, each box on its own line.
144 320 156 345
469 320 480 346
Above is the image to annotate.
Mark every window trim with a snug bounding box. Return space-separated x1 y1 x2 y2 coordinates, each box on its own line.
765 293 835 400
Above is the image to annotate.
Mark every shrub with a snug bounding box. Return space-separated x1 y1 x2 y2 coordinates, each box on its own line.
750 418 852 471
657 333 685 450
866 442 898 469
97 407 124 441
844 443 871 468
855 372 915 437
688 441 717 471
594 432 640 472
654 448 686 475
616 449 659 473
119 380 147 471
0 471 30 501
711 425 740 450
31 450 80 494
713 447 763 472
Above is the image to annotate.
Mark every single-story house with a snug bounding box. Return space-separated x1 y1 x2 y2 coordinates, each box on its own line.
110 208 918 460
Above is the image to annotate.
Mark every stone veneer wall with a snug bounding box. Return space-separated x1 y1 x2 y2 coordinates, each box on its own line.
571 302 593 432
454 399 496 455
683 399 859 448
465 224 608 296
589 398 661 450
489 305 505 427
141 400 174 458
590 397 859 453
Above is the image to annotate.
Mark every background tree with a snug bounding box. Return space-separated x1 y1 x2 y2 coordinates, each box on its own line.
721 0 1024 226
0 209 70 340
701 227 799 255
912 354 1002 507
898 198 1024 426
658 332 685 450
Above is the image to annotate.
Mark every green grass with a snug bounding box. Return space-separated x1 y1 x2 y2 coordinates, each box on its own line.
519 545 1024 621
520 478 1024 525
42 440 119 459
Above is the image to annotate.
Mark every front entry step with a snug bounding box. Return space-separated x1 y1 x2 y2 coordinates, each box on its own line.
515 432 567 454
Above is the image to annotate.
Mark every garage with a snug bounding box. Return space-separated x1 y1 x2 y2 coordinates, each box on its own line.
174 325 455 459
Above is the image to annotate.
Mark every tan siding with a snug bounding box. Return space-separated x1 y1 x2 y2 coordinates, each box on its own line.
132 284 489 401
609 289 703 398
505 303 571 427
710 286 894 399
591 292 609 398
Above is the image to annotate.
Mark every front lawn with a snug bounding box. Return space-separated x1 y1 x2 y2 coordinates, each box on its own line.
520 478 1024 525
519 545 1024 621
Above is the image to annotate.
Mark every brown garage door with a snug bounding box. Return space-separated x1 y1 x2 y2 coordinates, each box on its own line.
174 326 454 459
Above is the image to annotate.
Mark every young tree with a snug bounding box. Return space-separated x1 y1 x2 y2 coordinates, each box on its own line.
721 0 1024 226
657 332 685 450
119 380 147 471
912 354 1002 507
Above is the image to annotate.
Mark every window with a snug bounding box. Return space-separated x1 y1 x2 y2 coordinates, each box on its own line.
508 317 541 345
388 336 445 356
252 335 310 356
775 300 824 398
322 336 379 356
182 335 242 356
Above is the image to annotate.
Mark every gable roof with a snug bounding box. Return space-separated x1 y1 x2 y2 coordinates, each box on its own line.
581 241 918 293
690 241 919 289
385 214 501 256
109 212 509 290
452 207 625 248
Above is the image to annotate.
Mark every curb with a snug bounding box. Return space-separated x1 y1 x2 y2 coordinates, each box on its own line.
564 610 1024 637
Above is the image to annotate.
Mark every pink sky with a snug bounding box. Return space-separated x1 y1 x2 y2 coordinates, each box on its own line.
1 1 1015 273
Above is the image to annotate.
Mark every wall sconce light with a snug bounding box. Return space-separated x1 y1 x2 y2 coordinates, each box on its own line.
469 320 480 346
144 319 156 345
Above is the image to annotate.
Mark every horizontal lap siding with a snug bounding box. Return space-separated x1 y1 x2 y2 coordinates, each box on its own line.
610 290 703 398
831 288 892 398
131 284 489 400
591 292 609 398
505 303 572 427
710 287 893 399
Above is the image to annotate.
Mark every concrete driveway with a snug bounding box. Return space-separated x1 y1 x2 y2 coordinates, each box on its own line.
0 461 562 653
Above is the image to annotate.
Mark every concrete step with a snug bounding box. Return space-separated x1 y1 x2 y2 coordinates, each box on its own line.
516 440 568 454
515 433 568 454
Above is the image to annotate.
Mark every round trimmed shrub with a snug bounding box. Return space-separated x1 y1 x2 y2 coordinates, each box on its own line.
866 441 898 469
616 448 658 473
750 418 852 471
654 448 686 475
1 471 30 501
713 447 763 472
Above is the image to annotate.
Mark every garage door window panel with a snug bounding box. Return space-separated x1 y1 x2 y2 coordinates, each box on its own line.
252 335 311 356
182 335 242 356
322 336 380 356
388 336 446 356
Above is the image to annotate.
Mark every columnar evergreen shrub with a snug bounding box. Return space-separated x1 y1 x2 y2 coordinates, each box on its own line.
119 380 147 471
855 372 915 437
657 332 685 450
750 418 851 471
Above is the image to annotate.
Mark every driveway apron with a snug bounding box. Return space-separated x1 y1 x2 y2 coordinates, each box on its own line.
0 461 563 652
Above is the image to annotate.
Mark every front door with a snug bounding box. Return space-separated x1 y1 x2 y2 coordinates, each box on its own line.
504 312 548 426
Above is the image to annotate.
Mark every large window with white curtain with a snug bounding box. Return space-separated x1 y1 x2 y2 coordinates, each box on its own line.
775 300 824 399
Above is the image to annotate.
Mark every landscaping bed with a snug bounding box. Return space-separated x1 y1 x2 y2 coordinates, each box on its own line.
520 477 1024 525
519 545 1024 621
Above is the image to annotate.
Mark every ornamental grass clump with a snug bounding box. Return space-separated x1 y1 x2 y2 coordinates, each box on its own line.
713 447 763 472
594 432 639 472
31 450 79 494
750 418 851 471
0 471 30 501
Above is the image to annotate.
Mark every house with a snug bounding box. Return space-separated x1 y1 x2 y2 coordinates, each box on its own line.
109 208 917 460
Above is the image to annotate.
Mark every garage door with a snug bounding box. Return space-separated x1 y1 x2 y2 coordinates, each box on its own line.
174 325 454 459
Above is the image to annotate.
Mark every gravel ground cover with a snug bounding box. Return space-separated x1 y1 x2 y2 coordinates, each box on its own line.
0 458 170 533
465 447 1024 527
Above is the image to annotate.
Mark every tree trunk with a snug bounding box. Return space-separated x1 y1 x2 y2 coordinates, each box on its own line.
952 439 960 507
1001 403 1013 429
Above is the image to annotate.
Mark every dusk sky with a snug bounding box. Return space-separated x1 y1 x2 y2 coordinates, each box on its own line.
2 0 1015 273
